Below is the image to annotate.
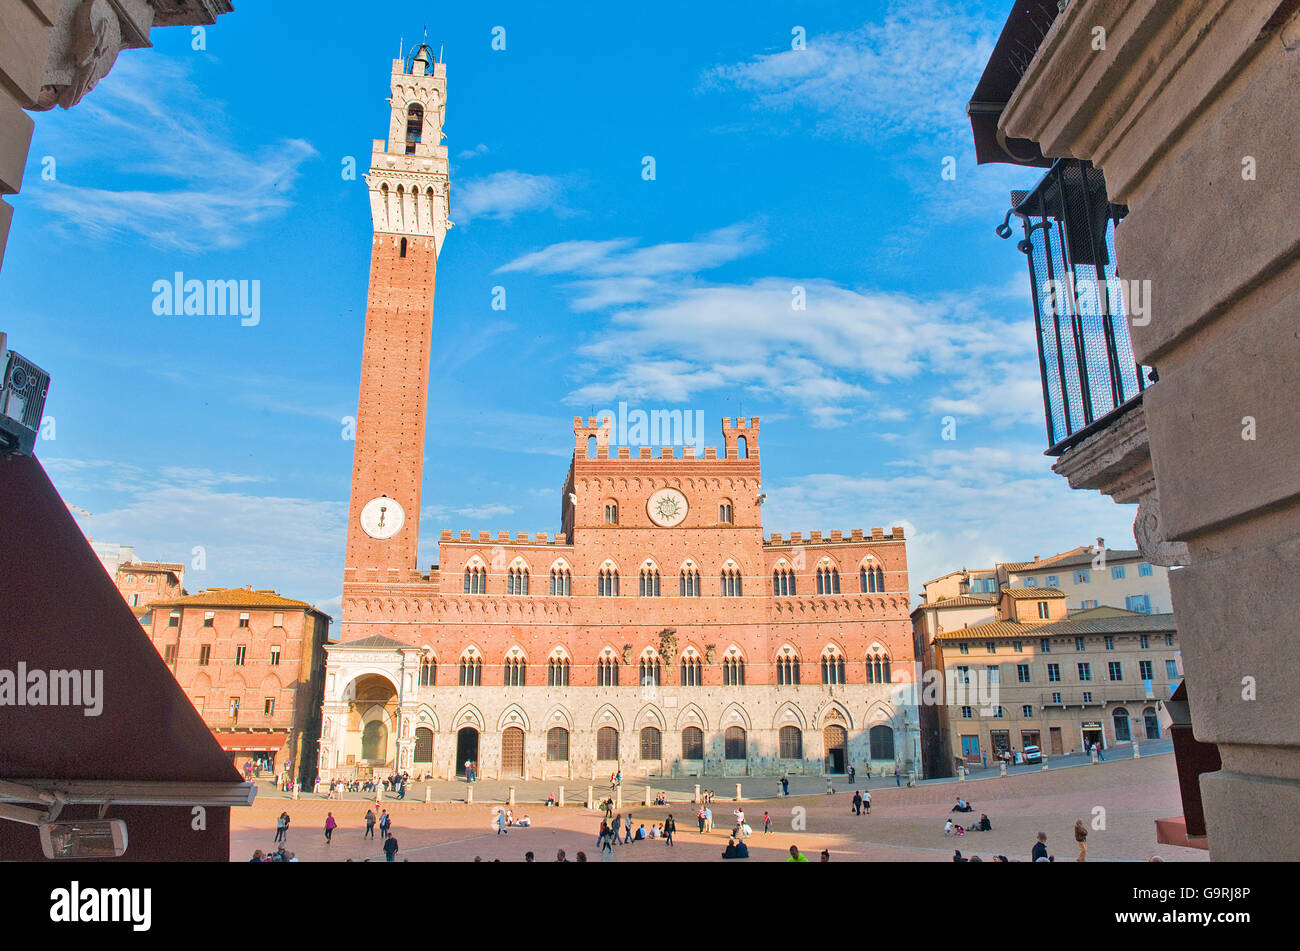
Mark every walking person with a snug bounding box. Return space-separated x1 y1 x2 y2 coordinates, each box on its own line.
894 766 901 787
1074 819 1088 862
697 807 706 833
611 813 623 845
852 791 862 816
663 814 675 847
781 776 789 797
863 789 871 813
496 809 509 836
848 765 856 785
324 813 336 844
622 814 634 844
379 809 391 840
383 832 399 862
364 808 376 839
763 811 772 835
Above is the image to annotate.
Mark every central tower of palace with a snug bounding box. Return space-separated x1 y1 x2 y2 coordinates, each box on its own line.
343 41 449 582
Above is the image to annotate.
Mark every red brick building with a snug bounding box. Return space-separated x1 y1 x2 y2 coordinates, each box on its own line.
319 48 918 783
116 561 185 621
143 588 330 787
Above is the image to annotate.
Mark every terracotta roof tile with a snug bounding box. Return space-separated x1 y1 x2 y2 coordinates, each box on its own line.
147 587 326 613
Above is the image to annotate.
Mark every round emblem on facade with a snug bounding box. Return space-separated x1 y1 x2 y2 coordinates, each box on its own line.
360 496 405 539
647 488 688 527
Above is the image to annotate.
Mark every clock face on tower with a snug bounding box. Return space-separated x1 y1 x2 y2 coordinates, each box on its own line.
647 488 688 528
360 496 405 539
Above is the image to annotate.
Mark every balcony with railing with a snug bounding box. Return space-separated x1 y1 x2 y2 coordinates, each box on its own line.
999 158 1153 456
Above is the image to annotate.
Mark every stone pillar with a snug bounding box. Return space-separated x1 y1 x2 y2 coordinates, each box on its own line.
643 785 651 807
999 761 1007 777
466 786 473 804
508 786 515 806
999 0 1300 860
1133 744 1141 759
558 786 565 808
1090 749 1099 765
425 785 432 803
957 766 965 782
734 783 742 801
586 784 594 809
693 784 701 803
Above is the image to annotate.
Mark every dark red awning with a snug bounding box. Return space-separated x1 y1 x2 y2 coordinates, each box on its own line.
215 733 288 753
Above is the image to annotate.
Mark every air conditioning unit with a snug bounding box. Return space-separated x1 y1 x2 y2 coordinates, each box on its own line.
0 333 50 458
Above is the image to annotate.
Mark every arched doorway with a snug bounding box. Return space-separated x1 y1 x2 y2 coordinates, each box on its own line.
824 724 847 774
414 726 434 766
1143 706 1161 739
869 725 895 760
456 727 479 776
1112 707 1131 742
361 720 387 762
502 727 525 777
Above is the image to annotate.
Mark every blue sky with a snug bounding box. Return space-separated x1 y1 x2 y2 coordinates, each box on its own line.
3 0 1138 625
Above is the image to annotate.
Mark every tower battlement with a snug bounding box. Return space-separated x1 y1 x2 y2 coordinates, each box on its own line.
570 415 760 462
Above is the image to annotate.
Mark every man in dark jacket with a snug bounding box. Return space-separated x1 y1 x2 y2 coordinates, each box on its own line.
1032 832 1050 861
384 834 399 862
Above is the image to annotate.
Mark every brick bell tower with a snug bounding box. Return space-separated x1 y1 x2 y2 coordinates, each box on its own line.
344 42 450 584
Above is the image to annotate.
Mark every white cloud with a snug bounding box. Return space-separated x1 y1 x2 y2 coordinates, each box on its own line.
30 55 316 252
701 0 1001 147
45 458 345 612
455 170 569 223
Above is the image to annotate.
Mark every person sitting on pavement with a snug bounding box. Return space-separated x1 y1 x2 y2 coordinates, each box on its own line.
978 814 992 832
721 835 749 859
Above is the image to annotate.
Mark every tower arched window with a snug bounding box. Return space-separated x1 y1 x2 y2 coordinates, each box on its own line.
419 657 436 686
719 500 733 523
598 568 620 597
399 237 407 258
680 568 700 597
817 567 840 594
405 103 424 154
720 567 743 597
604 503 618 524
639 568 660 597
507 567 529 595
639 655 661 687
861 564 884 593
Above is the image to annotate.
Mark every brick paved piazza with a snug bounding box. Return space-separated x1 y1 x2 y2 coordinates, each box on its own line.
232 752 1206 862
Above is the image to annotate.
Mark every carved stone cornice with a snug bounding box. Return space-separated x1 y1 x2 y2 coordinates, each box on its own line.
33 0 233 111
1051 397 1188 567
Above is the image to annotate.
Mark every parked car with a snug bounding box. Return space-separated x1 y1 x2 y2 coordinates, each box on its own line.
1023 745 1043 764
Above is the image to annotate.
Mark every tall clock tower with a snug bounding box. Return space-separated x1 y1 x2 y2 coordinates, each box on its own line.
344 44 449 582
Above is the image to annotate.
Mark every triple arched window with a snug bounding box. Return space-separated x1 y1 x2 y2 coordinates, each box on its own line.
723 656 745 685
680 655 702 686
549 568 571 596
598 569 620 597
866 651 892 684
597 657 619 686
777 655 801 685
720 568 743 597
418 657 436 686
458 656 482 686
504 657 526 686
463 566 486 594
639 656 661 687
639 568 661 597
507 567 529 595
547 657 570 686
680 569 700 597
821 652 847 685
861 565 885 593
773 567 797 596
816 567 841 594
